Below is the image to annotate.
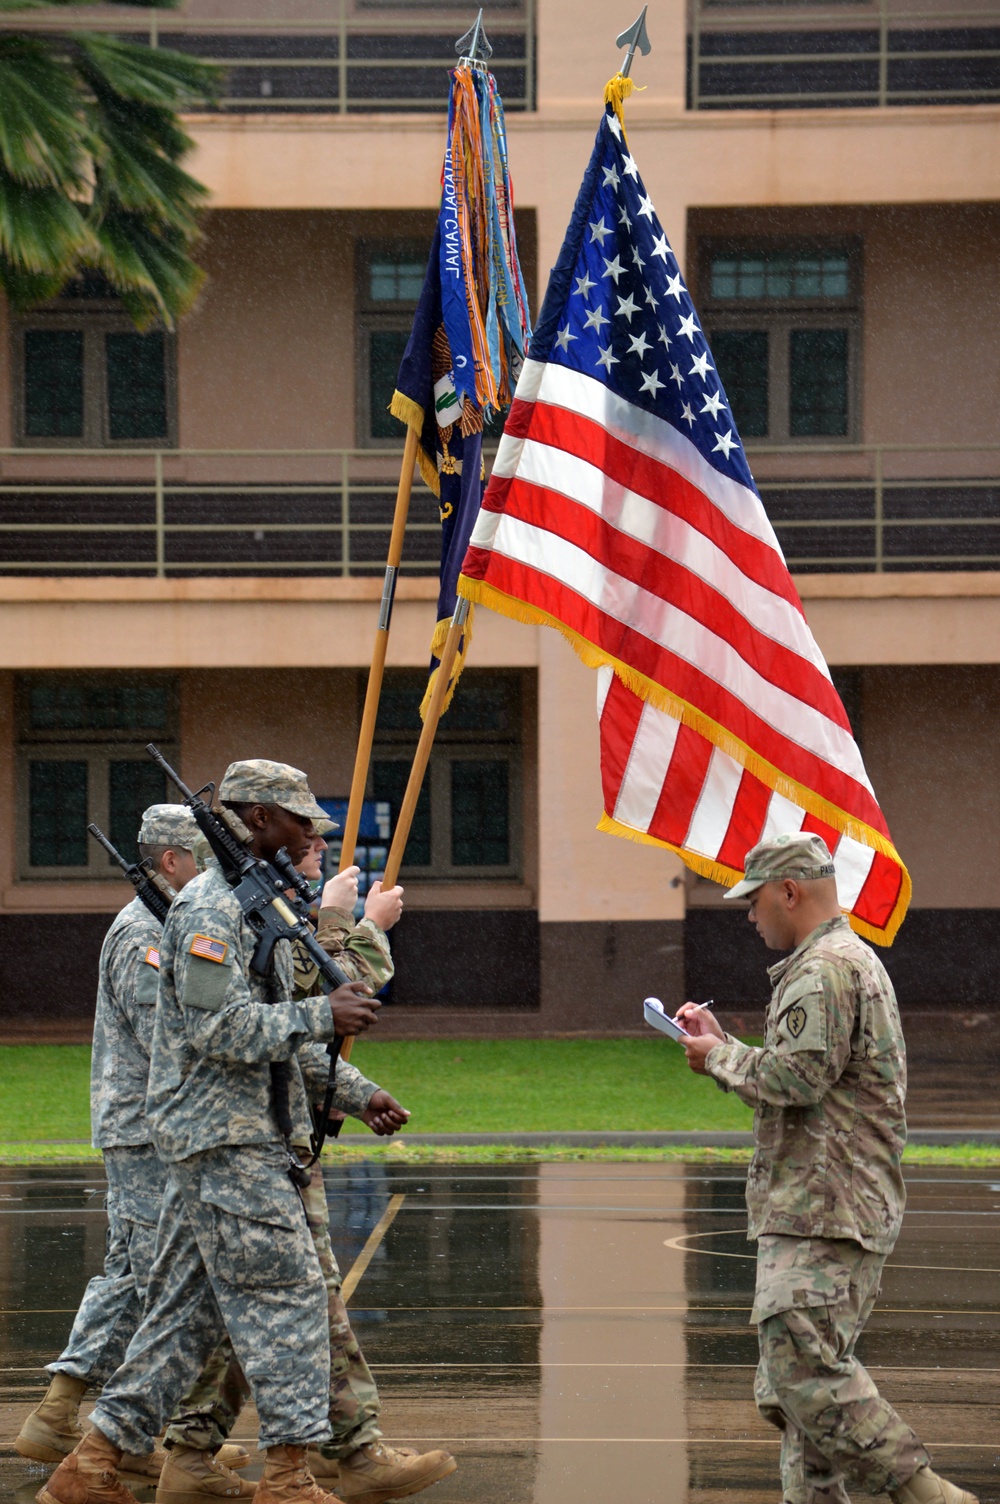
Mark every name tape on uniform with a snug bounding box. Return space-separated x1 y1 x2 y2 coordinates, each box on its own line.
189 933 229 964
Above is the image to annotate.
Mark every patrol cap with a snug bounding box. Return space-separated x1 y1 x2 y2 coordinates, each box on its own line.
725 831 836 902
218 759 328 825
138 804 201 849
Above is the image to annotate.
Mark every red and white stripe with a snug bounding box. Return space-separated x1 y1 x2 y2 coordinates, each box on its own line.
598 669 904 936
461 358 909 941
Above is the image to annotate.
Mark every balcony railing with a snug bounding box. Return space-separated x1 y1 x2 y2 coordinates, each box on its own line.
1 0 535 113
1 442 1000 577
689 0 1000 109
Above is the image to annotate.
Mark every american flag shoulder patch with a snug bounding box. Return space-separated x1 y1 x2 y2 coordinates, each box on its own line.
144 946 160 970
189 933 229 964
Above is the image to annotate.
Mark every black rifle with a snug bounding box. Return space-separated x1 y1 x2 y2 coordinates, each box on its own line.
146 744 358 1184
88 823 173 925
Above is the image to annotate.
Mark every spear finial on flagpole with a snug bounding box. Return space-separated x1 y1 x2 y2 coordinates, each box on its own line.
457 8 493 70
616 5 651 77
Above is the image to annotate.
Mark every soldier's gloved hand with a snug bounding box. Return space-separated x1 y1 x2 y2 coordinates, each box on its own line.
361 1089 410 1136
364 880 404 932
322 866 360 912
329 979 381 1035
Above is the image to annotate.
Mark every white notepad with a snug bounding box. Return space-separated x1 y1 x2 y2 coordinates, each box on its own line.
643 996 690 1041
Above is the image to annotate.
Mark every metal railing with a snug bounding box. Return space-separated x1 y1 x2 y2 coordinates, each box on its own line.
689 1 1000 109
0 447 449 576
0 1 535 113
1 441 1000 576
747 440 1000 571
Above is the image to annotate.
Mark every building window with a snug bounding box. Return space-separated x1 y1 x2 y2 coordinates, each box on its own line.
356 238 431 446
370 669 523 879
13 276 176 447
16 674 179 878
700 239 861 443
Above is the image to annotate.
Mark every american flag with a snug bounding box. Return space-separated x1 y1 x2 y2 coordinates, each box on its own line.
190 933 228 963
459 104 910 944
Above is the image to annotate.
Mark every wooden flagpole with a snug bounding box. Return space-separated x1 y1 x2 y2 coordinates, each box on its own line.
335 426 417 1068
338 425 419 875
383 597 470 889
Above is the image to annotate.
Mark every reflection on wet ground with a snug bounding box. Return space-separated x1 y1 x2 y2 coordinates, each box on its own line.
2 1163 999 1504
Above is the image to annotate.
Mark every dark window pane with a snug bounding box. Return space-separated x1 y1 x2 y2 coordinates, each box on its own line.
790 328 848 437
109 761 167 864
29 761 88 866
369 330 411 439
106 332 168 440
28 680 172 732
369 257 426 303
709 329 769 438
372 759 431 866
451 759 509 866
710 250 851 302
24 330 84 438
376 672 519 735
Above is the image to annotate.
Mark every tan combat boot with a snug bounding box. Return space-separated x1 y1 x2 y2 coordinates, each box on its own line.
216 1447 251 1471
892 1468 979 1504
254 1446 346 1504
155 1447 257 1504
119 1450 168 1482
36 1427 141 1504
304 1452 341 1488
335 1442 457 1504
16 1374 88 1463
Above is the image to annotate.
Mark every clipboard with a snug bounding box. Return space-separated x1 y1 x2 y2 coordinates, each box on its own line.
643 996 690 1041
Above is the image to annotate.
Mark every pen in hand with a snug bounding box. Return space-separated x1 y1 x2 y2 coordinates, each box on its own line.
672 997 715 1025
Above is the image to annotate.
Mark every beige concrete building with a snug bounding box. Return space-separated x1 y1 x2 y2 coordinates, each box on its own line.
3 0 1000 1035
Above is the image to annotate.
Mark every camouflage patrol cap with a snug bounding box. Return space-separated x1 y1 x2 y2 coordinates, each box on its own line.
725 831 836 901
218 759 328 825
138 804 201 849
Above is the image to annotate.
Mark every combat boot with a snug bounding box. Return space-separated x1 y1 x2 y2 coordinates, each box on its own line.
892 1468 979 1504
16 1374 88 1463
155 1448 257 1504
335 1442 457 1504
119 1450 168 1482
254 1446 345 1504
304 1452 340 1488
37 1427 140 1504
216 1447 251 1471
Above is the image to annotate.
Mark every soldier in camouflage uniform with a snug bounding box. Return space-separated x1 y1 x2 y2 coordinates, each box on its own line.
16 806 251 1497
172 826 456 1504
679 833 977 1504
39 762 388 1504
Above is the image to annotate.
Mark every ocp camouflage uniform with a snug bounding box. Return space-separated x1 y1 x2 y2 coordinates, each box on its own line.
707 915 929 1503
164 902 392 1460
89 863 375 1456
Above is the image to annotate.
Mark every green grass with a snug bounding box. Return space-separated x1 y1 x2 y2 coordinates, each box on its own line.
0 1039 754 1143
2 1044 999 1167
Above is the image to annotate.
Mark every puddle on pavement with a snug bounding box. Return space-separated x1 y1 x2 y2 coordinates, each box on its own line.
3 1163 999 1504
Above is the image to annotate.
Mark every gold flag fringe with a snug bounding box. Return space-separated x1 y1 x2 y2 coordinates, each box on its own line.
389 389 439 498
418 606 474 720
459 573 911 944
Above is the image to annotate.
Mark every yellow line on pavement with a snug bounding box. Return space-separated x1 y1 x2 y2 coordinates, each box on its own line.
341 1194 405 1304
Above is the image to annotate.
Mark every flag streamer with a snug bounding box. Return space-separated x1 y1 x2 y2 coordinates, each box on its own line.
457 86 909 945
391 57 531 718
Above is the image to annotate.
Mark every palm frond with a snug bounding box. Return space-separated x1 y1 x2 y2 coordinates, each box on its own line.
0 36 87 189
0 254 70 309
0 166 93 274
74 33 218 111
91 211 205 329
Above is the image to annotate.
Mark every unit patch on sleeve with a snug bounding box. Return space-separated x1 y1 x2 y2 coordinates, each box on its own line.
189 934 229 964
144 946 160 970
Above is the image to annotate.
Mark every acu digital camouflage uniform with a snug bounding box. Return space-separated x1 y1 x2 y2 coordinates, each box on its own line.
707 899 930 1504
166 902 394 1461
28 807 243 1462
90 859 375 1457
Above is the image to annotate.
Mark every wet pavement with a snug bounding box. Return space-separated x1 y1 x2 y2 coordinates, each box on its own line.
2 1162 999 1504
